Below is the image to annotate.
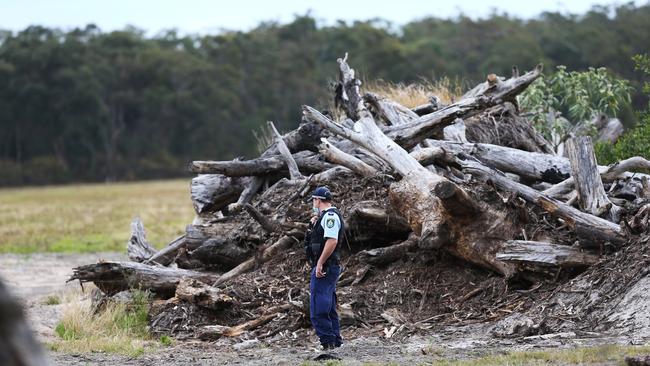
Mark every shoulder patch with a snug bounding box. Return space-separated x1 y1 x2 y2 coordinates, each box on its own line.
326 217 336 228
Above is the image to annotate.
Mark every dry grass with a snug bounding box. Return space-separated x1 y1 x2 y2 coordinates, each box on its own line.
49 289 158 356
365 77 463 109
0 179 195 253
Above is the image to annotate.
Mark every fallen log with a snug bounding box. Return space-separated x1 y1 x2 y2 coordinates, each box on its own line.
175 278 235 310
68 261 220 298
422 140 570 183
0 279 50 366
189 151 331 176
496 240 599 268
319 138 378 178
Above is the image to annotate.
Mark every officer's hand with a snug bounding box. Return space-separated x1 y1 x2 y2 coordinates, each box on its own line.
310 216 318 225
315 262 326 278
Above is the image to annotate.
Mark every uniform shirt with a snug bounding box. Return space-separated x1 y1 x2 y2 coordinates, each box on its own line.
320 207 341 240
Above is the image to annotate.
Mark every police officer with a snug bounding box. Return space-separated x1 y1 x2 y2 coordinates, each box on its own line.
305 186 344 350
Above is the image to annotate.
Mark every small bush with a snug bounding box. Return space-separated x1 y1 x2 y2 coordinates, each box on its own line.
51 290 152 356
43 294 61 306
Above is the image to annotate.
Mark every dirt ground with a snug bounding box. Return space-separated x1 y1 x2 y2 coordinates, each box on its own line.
1 252 649 365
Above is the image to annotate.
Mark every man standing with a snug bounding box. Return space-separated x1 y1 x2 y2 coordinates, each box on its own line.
306 186 344 350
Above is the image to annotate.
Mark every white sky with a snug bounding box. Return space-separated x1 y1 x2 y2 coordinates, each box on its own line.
0 0 645 34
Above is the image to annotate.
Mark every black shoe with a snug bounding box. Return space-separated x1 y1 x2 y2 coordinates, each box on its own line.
313 353 341 361
322 343 336 350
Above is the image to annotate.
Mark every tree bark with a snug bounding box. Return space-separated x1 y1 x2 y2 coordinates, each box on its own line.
189 151 331 176
496 240 599 268
126 217 157 262
68 261 220 298
319 138 378 178
267 121 302 180
565 136 619 221
144 235 186 266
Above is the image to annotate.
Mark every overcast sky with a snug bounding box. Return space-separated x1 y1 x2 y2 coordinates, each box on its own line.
1 0 645 34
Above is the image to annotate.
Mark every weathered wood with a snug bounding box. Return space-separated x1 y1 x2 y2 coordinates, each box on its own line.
198 304 293 340
308 56 521 276
565 136 619 221
543 156 650 199
319 138 378 178
364 92 419 126
189 151 331 176
191 174 248 214
443 118 468 142
243 203 281 233
212 235 299 287
357 234 418 265
385 64 543 150
144 235 186 266
188 237 252 270
126 217 158 262
422 140 570 183
334 53 365 120
0 279 50 366
175 278 234 310
68 261 220 298
267 121 302 180
496 240 599 267
458 157 625 247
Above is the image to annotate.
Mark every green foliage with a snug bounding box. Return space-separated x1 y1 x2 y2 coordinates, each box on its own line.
1 4 650 185
595 54 650 164
43 294 61 305
159 335 173 347
519 66 632 143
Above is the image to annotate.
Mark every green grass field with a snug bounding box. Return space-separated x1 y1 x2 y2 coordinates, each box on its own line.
0 179 195 253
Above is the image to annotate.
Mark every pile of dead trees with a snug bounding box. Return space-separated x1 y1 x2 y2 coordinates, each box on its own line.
69 54 650 340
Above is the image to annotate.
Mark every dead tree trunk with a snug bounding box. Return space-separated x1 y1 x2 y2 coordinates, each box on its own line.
565 136 620 221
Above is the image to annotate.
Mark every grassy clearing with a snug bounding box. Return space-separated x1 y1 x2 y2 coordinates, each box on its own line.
49 289 169 356
0 179 194 253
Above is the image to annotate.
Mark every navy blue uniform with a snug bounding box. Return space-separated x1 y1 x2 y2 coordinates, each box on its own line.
308 207 343 347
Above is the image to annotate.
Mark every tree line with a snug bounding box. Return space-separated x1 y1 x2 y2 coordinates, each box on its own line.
1 3 648 185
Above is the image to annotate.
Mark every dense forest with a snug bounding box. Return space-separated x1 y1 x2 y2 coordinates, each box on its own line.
1 3 649 185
